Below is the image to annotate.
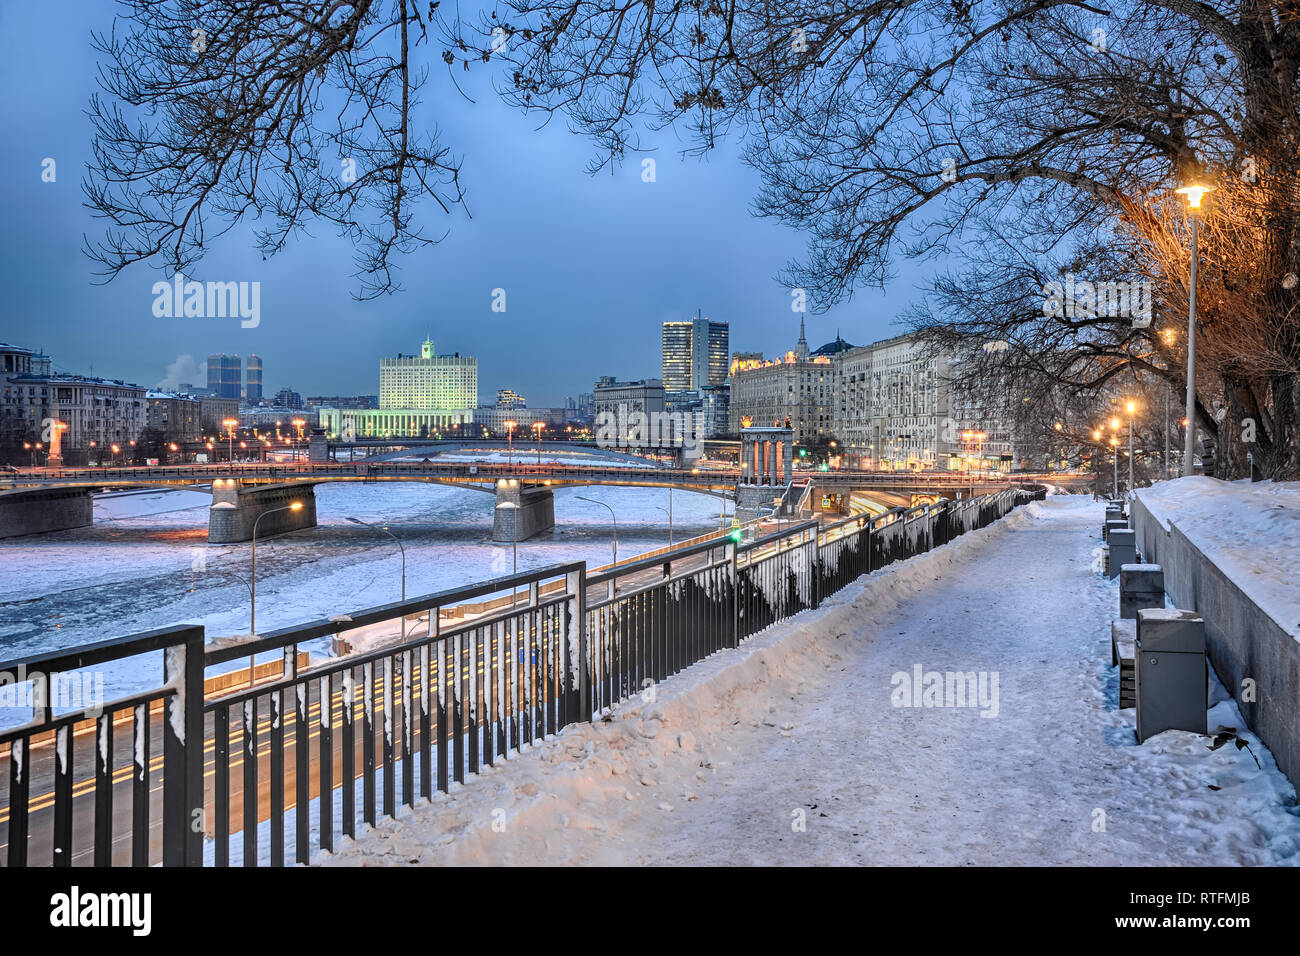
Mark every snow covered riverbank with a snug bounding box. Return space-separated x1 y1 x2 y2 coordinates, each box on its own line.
320 495 1300 866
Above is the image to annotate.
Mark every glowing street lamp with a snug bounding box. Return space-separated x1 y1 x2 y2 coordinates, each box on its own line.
1176 182 1212 476
222 418 239 463
504 420 518 467
1108 436 1120 498
532 421 545 464
1124 400 1138 493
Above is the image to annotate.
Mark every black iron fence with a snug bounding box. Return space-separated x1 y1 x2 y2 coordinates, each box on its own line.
0 485 1043 866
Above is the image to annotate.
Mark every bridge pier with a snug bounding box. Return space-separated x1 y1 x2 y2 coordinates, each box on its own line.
492 480 554 542
0 487 94 539
308 427 330 463
208 479 319 543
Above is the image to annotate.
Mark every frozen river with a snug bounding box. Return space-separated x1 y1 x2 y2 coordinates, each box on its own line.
0 479 728 667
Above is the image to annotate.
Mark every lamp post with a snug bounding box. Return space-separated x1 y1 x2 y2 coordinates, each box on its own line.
504 420 517 468
1109 436 1119 498
346 516 406 639
1176 184 1211 477
576 495 618 566
223 418 239 464
1125 401 1136 494
655 501 674 547
250 501 303 638
533 421 545 465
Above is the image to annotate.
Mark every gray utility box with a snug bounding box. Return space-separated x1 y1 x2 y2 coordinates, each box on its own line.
1104 518 1128 542
1120 564 1165 619
1135 608 1206 742
1107 528 1137 578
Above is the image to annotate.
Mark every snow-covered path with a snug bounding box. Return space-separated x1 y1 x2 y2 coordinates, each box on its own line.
321 496 1300 866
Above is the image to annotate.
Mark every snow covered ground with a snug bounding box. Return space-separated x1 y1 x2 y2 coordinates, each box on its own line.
319 495 1300 866
1135 477 1300 638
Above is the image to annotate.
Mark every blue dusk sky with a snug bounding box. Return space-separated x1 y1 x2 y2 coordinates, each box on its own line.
0 2 934 406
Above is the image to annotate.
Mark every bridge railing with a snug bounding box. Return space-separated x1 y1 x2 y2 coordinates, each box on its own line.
0 485 1045 867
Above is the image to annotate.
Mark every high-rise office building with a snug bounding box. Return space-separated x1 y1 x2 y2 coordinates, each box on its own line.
320 338 478 439
661 315 729 393
379 339 477 410
207 354 242 400
246 354 263 403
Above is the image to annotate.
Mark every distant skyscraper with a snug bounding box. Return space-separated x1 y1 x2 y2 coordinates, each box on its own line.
662 315 729 393
207 354 242 400
496 388 526 408
246 354 263 403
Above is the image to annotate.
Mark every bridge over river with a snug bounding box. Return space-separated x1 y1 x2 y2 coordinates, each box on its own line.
0 456 1078 543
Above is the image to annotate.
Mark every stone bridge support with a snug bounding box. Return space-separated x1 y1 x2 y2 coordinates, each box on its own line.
209 479 319 543
0 487 94 539
492 479 555 542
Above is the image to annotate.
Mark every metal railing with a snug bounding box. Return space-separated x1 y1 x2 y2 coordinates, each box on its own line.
0 485 1044 866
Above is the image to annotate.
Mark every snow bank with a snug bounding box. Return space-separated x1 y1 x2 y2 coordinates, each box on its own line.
1136 477 1300 639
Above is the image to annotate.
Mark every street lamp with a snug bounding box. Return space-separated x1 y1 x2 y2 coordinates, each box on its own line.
575 495 618 566
1176 182 1212 477
346 516 406 639
655 499 674 547
532 421 545 464
1109 436 1120 498
250 501 304 638
1125 400 1137 494
222 418 239 463
504 420 517 467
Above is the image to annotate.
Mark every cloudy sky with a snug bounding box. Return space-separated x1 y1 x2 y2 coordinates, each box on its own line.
0 2 931 406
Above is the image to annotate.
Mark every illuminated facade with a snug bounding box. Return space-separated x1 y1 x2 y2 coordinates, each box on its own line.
379 339 477 410
832 333 1015 471
727 321 834 443
662 317 729 393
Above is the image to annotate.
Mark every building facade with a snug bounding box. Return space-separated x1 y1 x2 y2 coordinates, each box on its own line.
662 316 729 393
830 332 1016 471
207 354 242 400
146 391 202 444
246 354 263 403
728 321 834 444
319 338 478 440
198 396 240 433
379 339 477 410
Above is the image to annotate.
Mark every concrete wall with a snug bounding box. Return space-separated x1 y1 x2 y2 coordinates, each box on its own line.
209 480 319 543
0 488 94 539
1132 494 1300 785
492 481 555 541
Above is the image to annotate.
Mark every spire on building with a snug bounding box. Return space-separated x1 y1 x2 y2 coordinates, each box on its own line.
796 316 809 361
